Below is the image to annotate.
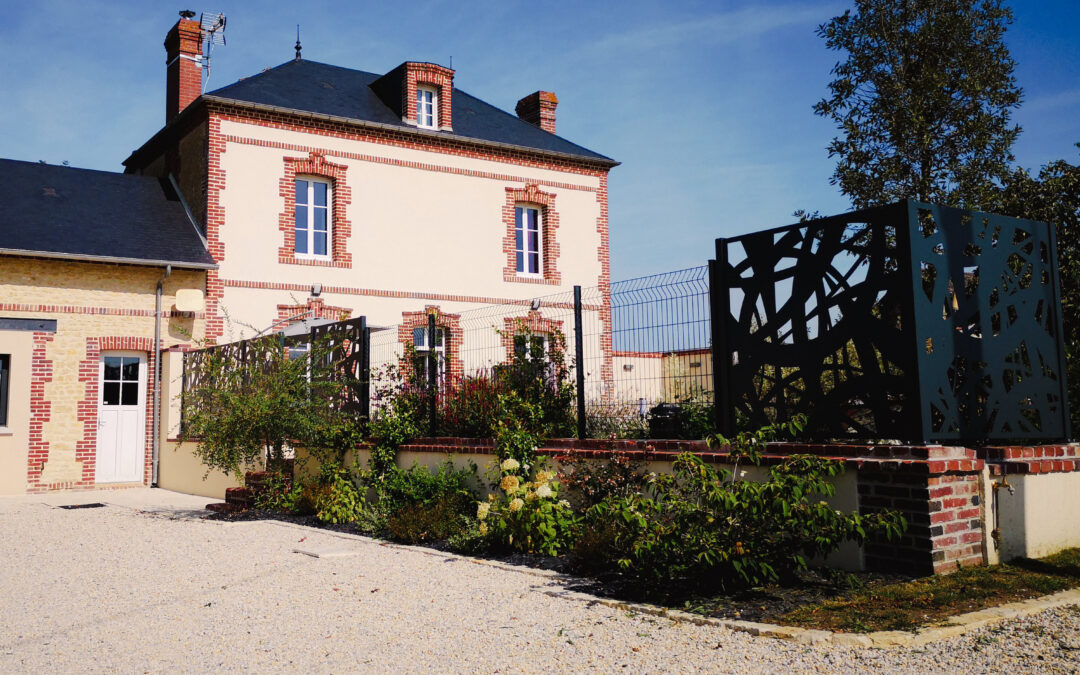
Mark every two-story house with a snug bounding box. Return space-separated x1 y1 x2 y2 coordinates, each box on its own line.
0 11 617 494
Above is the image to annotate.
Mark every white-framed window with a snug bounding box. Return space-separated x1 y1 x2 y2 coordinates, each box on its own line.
416 85 438 129
515 205 542 276
513 334 548 361
412 326 445 380
294 177 332 259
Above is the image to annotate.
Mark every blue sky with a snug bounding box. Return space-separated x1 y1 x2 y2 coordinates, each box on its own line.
2 0 1077 279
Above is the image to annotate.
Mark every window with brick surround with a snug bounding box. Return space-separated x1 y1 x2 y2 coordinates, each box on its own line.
294 177 332 259
515 205 542 276
503 185 560 285
278 152 353 268
416 85 438 129
0 354 9 427
412 326 445 381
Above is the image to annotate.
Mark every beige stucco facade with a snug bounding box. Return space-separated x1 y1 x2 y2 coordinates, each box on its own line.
212 118 607 335
0 256 206 494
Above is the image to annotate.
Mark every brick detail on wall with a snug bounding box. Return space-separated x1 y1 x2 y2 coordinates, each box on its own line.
502 184 561 285
26 332 54 491
397 306 464 381
207 107 611 177
278 152 353 268
595 174 615 399
276 297 353 324
205 116 227 344
402 63 455 130
501 311 565 360
0 303 201 319
220 135 597 193
857 446 986 575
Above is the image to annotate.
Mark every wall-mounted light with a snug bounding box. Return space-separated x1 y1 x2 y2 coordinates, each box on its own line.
530 298 542 311
311 283 322 297
623 363 634 371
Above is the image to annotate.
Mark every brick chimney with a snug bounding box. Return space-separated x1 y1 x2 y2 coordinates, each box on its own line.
516 91 558 134
164 11 203 124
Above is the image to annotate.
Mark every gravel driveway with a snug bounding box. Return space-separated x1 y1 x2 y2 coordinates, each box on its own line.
0 489 1077 673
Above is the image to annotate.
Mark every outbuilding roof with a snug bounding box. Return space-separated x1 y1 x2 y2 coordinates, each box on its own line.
201 59 616 165
0 158 216 269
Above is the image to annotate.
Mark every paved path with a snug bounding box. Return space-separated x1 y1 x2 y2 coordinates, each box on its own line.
0 488 1077 673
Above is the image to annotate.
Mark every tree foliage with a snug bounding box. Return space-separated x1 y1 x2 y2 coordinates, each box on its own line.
815 0 1021 208
181 335 361 479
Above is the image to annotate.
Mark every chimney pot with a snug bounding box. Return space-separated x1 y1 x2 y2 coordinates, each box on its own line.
164 14 203 124
516 91 558 134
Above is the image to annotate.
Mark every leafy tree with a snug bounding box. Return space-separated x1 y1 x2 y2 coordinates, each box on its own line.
181 334 362 479
814 0 1021 208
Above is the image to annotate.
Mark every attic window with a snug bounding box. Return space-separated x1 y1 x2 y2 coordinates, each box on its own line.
416 85 438 129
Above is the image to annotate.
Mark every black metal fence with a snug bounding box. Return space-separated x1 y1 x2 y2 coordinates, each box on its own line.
712 199 1072 444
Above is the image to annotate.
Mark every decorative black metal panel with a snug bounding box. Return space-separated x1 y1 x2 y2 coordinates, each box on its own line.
908 204 1069 442
311 316 370 419
714 200 1071 444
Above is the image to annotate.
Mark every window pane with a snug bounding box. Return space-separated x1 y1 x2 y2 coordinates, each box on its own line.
313 207 327 232
121 382 138 406
530 253 540 274
527 209 538 230
314 182 328 207
433 328 443 348
528 230 539 253
103 357 122 381
295 179 308 205
313 231 328 256
516 251 524 272
0 354 9 427
515 207 522 228
515 228 523 251
295 229 308 254
295 205 308 231
413 327 426 348
121 359 139 381
102 382 120 406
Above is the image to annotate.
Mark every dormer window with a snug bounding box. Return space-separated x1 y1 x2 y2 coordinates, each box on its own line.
416 85 438 129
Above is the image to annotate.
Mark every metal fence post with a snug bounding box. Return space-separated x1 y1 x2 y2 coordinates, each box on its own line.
359 316 371 431
573 285 587 439
709 250 733 437
428 313 437 436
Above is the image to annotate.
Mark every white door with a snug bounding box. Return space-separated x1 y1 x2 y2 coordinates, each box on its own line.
96 352 146 483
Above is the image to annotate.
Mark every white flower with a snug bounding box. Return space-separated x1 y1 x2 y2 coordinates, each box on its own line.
536 470 555 484
479 522 488 536
500 458 520 472
536 484 553 499
509 498 524 512
477 502 490 521
558 500 571 509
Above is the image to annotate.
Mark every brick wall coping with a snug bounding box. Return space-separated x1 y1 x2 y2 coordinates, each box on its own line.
381 438 986 474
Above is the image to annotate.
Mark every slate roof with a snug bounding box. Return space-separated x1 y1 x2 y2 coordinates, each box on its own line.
0 158 216 269
202 59 615 165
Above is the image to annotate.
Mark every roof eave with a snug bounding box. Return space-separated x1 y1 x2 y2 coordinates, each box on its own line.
0 248 218 271
125 95 619 170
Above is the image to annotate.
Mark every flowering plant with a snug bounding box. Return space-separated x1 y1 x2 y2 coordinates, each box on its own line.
477 461 577 556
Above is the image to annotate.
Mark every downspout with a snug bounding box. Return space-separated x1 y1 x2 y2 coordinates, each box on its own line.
152 264 172 487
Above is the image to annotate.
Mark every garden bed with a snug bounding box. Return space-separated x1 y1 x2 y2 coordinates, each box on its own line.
205 506 1080 633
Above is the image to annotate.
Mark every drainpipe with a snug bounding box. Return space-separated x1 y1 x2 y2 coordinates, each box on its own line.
152 265 172 487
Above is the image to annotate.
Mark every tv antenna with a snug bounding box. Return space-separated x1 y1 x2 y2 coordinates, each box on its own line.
198 11 227 91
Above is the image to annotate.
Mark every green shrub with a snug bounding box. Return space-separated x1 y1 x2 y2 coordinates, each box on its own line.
436 375 507 438
556 449 648 510
369 461 478 513
574 418 907 590
493 392 543 468
385 493 475 544
478 459 578 556
251 470 298 512
310 463 364 525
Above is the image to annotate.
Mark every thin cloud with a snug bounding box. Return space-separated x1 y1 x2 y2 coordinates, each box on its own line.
589 3 840 53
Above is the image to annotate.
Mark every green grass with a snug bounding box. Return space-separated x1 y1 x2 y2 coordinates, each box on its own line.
780 548 1080 633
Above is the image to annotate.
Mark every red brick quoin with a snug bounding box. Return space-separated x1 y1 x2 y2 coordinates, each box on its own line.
503 184 561 285
278 152 353 269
